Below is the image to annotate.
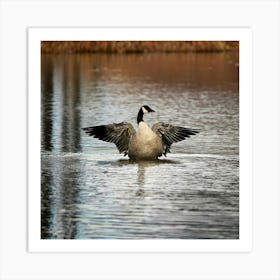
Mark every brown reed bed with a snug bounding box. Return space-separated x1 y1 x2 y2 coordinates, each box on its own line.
41 41 238 54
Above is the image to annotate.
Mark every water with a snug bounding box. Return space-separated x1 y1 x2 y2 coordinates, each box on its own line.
41 52 239 239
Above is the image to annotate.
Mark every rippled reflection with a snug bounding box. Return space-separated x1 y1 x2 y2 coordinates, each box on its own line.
41 52 239 239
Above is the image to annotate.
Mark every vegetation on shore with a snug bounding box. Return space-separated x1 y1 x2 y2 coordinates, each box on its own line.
41 41 238 54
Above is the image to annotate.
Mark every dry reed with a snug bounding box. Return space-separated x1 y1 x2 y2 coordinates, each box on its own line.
41 41 238 54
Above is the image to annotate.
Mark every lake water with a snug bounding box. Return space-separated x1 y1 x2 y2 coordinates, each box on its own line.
41 52 239 239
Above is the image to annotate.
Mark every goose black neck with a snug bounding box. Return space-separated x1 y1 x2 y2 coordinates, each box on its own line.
137 109 144 124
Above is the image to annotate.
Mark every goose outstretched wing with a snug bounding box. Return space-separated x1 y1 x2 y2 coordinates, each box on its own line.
83 122 136 155
152 122 199 156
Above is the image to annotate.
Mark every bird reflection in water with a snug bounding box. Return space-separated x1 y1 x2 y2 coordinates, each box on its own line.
134 160 178 197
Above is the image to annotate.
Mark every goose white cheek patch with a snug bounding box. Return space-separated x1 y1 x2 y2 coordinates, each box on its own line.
142 107 148 114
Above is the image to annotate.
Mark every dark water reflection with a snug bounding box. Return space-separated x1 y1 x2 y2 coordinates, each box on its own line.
41 52 239 239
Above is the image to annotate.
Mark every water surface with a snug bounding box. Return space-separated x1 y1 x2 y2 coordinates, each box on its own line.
41 52 239 239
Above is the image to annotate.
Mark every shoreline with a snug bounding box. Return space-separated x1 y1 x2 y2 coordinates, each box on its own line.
41 41 239 54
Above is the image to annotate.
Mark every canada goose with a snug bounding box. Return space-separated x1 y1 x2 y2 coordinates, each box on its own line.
83 105 199 160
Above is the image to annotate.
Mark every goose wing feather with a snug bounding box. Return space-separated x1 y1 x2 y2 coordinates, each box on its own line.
152 122 199 156
83 122 136 155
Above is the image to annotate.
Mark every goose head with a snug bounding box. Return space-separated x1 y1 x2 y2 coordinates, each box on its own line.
137 105 155 124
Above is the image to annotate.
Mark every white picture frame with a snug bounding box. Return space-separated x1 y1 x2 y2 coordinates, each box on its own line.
29 27 251 253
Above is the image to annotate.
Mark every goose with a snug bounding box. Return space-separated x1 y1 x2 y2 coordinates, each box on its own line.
83 105 199 160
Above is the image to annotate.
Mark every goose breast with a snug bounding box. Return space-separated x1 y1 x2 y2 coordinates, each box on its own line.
128 122 163 160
